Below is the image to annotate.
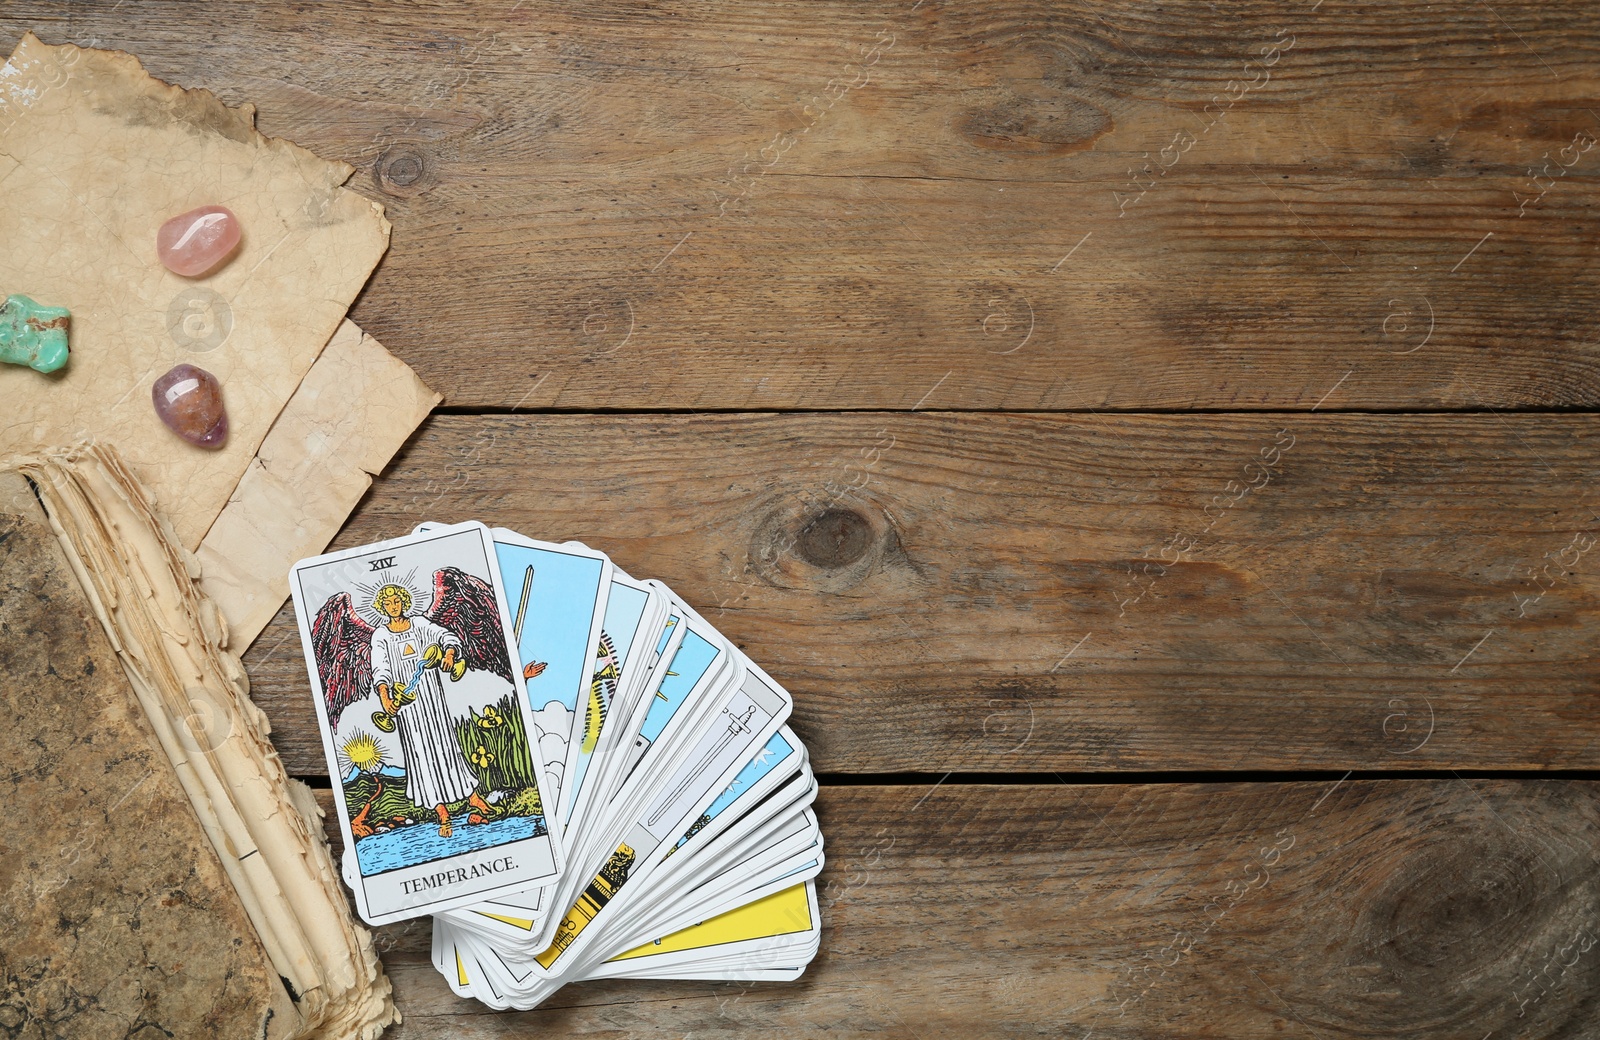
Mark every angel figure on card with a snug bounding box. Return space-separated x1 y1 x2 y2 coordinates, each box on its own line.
313 569 514 838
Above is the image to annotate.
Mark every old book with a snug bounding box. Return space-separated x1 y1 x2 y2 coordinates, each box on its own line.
0 446 396 1039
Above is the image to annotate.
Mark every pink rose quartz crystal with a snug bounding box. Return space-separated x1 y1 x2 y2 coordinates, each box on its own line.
157 205 241 277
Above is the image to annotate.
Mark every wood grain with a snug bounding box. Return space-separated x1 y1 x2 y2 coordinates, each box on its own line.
9 4 1597 1034
7 2 1600 410
316 782 1600 1038
246 412 1600 775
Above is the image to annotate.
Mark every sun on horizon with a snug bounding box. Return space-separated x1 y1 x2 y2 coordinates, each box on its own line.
341 731 386 775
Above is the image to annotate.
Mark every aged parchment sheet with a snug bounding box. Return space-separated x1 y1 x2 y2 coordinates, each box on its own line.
198 319 440 646
0 33 390 547
0 34 438 649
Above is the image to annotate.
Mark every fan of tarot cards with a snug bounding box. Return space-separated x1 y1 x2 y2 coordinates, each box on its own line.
288 521 821 1008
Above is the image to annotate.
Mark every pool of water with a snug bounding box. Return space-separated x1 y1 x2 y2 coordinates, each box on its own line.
355 813 547 876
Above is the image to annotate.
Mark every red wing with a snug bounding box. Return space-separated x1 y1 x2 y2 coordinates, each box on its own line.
311 592 375 728
427 566 514 682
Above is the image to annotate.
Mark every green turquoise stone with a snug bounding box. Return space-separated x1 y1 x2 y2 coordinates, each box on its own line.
0 294 71 374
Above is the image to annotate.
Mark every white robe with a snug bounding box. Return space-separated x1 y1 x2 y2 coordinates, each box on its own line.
370 617 479 809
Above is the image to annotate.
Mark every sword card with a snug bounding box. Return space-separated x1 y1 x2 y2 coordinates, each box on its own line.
524 656 792 976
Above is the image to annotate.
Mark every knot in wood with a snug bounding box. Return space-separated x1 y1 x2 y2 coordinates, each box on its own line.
795 508 873 569
377 149 427 193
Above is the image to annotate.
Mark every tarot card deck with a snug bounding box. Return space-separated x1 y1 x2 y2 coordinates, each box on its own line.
290 521 822 1008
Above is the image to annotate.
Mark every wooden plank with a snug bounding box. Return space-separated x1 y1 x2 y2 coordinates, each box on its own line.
246 412 1600 774
9 3 1600 410
316 782 1600 1036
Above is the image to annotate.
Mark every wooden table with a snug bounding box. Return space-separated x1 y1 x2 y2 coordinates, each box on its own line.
10 3 1599 1035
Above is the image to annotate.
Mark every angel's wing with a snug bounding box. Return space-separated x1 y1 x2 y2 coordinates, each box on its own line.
311 592 375 728
427 566 514 682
